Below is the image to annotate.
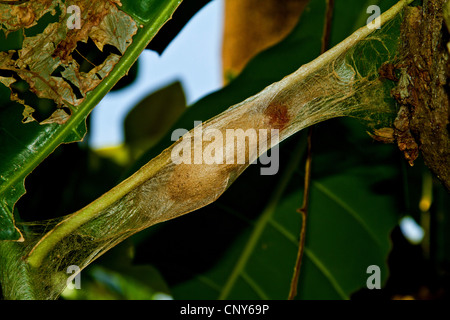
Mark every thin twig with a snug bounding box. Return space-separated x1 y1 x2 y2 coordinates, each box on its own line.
288 129 313 300
26 0 411 270
288 0 335 300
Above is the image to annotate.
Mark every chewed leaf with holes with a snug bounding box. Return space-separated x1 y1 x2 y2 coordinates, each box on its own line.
0 0 137 124
0 0 182 241
0 0 60 32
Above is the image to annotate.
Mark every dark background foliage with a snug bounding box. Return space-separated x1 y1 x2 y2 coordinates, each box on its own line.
1 0 448 300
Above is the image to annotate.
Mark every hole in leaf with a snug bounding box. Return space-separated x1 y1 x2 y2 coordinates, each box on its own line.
10 50 19 61
0 69 16 79
61 106 71 115
50 65 66 77
72 38 122 73
24 7 62 38
8 76 28 95
9 79 59 122
63 77 83 100
31 99 59 123
0 29 23 51
50 66 83 100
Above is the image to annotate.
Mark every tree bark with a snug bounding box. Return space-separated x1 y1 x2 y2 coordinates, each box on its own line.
394 0 450 191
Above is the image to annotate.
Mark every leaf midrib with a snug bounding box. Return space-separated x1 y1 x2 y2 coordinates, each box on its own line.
312 180 383 249
0 0 182 236
268 218 349 300
216 168 385 300
218 137 307 300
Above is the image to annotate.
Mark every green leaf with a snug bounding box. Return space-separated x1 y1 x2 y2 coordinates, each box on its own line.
0 0 183 240
131 0 404 300
127 0 327 173
145 115 399 300
0 102 84 241
124 81 186 161
61 264 170 300
61 240 171 300
121 0 182 25
1 0 410 300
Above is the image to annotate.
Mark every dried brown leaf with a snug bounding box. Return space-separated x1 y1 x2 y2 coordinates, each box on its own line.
0 0 137 124
0 0 60 32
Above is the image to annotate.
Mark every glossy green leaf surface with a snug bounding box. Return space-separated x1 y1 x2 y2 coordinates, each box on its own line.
130 0 404 300
124 81 186 161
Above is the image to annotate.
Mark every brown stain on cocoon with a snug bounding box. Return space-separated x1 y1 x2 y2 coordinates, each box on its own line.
165 102 291 207
264 102 290 131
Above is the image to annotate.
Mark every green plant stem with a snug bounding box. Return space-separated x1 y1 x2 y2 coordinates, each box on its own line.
25 1 183 268
0 241 36 299
25 0 414 270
